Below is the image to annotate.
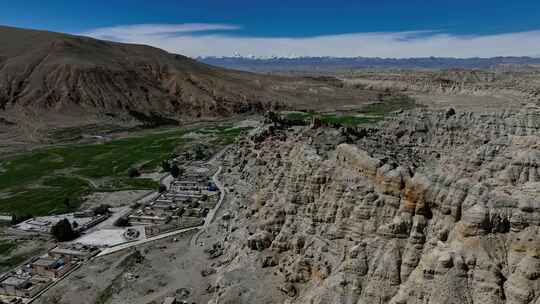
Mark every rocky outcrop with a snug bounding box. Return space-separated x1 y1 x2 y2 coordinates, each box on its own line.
344 69 540 104
247 231 274 251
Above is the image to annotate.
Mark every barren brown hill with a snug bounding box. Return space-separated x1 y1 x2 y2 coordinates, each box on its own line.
0 25 280 119
0 25 378 141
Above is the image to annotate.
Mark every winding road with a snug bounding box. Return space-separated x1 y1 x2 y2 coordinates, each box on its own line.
190 166 226 246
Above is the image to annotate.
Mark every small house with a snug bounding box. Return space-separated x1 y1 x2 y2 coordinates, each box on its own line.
31 256 71 278
0 276 31 297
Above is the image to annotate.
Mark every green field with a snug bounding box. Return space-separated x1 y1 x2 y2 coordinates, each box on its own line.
0 124 250 216
0 240 17 255
0 240 21 270
283 92 417 126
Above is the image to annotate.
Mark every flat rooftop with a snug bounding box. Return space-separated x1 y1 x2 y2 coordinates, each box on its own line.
13 213 96 233
32 257 58 267
1 276 29 286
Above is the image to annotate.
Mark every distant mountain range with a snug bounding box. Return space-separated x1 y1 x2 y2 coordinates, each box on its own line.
199 56 540 72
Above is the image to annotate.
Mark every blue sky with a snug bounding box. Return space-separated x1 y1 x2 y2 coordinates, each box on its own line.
2 0 540 57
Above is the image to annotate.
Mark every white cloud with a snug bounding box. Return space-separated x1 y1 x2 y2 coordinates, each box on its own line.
81 23 241 41
80 23 540 58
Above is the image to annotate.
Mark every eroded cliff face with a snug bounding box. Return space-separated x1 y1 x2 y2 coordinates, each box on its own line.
207 106 540 304
344 69 540 105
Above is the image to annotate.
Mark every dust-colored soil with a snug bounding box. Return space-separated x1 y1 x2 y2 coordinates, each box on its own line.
81 190 150 210
37 230 218 304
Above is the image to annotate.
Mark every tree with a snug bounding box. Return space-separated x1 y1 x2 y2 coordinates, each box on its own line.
114 216 131 227
51 219 77 242
194 145 206 160
170 164 183 178
93 204 111 216
161 160 171 172
128 167 140 178
10 214 32 225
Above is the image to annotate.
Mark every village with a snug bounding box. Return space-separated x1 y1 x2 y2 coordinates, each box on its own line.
0 154 222 304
